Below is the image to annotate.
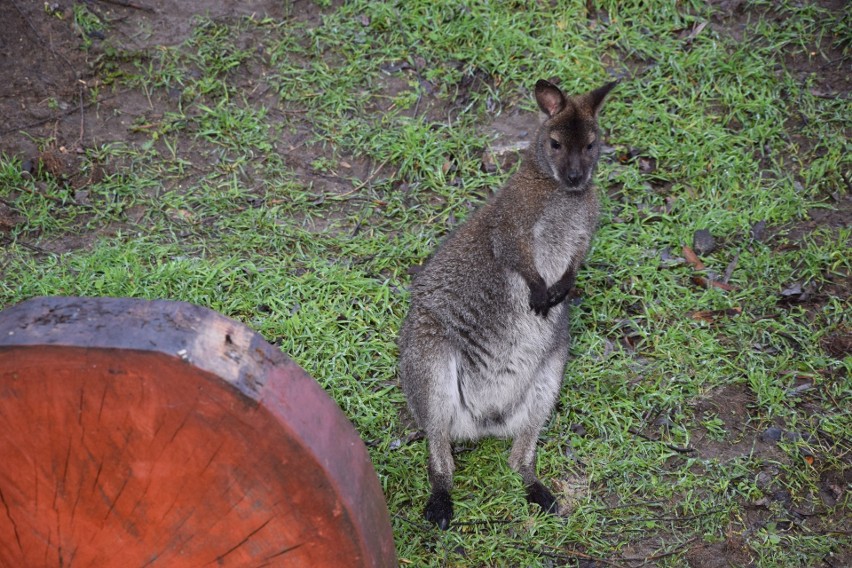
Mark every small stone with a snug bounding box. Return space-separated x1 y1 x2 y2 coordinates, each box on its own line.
819 481 841 507
480 151 497 174
653 415 674 432
74 190 90 205
780 282 803 298
692 229 716 255
750 220 767 242
760 426 783 443
782 430 802 442
771 489 792 505
569 423 587 437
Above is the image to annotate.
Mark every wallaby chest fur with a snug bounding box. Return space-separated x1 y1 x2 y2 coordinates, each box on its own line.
397 79 615 529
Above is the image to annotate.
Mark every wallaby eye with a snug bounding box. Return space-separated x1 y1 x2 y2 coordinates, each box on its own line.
586 141 595 151
550 139 561 150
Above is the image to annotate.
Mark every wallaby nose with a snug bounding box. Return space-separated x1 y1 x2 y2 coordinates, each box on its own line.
566 171 583 186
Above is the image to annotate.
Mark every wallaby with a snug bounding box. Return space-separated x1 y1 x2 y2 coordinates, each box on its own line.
398 79 616 529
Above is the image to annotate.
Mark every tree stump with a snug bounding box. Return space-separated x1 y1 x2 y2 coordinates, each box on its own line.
0 296 397 567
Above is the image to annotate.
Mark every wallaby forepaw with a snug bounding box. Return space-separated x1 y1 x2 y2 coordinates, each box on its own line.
546 287 568 308
528 286 550 317
526 481 558 515
424 490 453 530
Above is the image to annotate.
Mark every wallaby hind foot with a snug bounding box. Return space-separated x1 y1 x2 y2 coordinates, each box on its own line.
526 481 558 514
424 490 453 530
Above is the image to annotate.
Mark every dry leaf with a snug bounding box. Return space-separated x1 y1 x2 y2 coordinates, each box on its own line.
682 245 705 270
684 245 735 291
690 307 742 322
691 275 735 291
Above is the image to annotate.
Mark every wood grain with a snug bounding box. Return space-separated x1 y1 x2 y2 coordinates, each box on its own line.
0 296 396 567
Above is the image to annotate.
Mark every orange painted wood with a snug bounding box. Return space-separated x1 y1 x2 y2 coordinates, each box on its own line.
0 297 396 567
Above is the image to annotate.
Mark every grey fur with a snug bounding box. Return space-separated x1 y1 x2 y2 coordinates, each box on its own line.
398 79 616 529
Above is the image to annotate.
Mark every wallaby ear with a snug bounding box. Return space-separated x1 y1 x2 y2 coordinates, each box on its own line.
535 79 566 117
587 81 618 116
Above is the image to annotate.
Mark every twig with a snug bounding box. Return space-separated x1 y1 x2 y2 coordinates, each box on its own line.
95 0 155 12
351 158 392 192
78 81 86 147
15 184 93 209
1 236 55 256
331 158 391 199
512 542 627 568
452 518 518 527
0 90 127 136
391 512 433 533
588 501 666 513
633 508 726 523
722 253 738 284
621 536 698 565
628 429 696 454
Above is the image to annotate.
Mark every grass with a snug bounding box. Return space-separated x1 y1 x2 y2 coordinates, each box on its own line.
1 0 850 566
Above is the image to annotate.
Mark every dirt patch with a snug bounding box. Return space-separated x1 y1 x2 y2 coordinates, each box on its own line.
1 1 88 154
684 539 754 568
689 383 783 462
686 383 851 567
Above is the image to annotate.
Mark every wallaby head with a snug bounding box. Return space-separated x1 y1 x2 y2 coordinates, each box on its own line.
532 79 617 190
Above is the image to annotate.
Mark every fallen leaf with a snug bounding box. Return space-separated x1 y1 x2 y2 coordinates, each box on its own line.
680 21 707 43
691 275 735 291
682 245 705 270
683 245 735 291
617 147 643 164
638 156 657 173
690 307 742 322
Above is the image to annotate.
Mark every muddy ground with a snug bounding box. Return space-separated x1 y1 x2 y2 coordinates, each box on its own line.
0 1 849 566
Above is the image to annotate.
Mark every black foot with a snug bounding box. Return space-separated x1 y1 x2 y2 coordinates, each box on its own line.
526 481 558 514
424 490 453 530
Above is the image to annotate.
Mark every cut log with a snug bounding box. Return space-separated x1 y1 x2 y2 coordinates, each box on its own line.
0 296 397 567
